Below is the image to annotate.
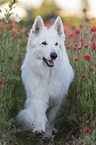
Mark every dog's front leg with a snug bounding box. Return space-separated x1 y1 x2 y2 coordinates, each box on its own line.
17 97 48 134
43 105 60 138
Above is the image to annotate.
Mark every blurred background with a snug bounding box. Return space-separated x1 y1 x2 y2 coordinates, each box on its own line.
0 0 96 26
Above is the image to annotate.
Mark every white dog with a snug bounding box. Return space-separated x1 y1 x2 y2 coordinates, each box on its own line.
17 16 74 138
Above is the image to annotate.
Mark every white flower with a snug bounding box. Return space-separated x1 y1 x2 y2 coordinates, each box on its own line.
15 14 22 22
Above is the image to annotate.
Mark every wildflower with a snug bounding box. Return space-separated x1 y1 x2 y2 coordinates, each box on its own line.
82 42 88 47
74 47 77 51
83 8 87 13
0 81 3 84
9 55 13 61
91 37 94 42
79 24 83 29
15 14 22 23
83 127 89 133
0 84 3 88
80 74 86 79
91 26 96 32
74 42 78 46
21 57 24 61
75 29 80 35
0 72 4 77
82 54 91 60
91 44 96 50
13 65 19 68
1 22 5 28
44 23 51 29
74 57 78 61
69 33 73 37
77 46 82 50
66 46 71 49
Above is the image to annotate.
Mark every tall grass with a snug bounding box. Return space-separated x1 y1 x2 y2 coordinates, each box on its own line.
0 1 96 144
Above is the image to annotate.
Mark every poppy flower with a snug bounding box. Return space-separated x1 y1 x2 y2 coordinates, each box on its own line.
82 54 91 60
10 55 13 61
75 29 80 35
44 23 51 29
91 26 96 32
0 84 3 88
91 37 94 42
66 46 71 49
80 74 86 79
77 46 82 50
13 65 19 68
83 127 89 133
74 42 78 46
82 42 88 47
0 72 4 77
91 44 96 50
1 22 5 28
0 81 3 84
74 57 78 61
83 8 87 12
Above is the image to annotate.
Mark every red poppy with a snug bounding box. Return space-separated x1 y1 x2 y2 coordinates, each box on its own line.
10 55 13 61
91 26 96 32
82 42 88 47
13 65 19 68
75 29 80 35
74 42 78 46
66 46 71 49
91 44 96 50
77 46 82 50
1 22 5 28
0 84 3 88
83 8 87 12
0 72 4 77
82 54 91 60
74 47 77 51
91 37 94 42
80 74 86 79
83 127 89 133
0 81 3 84
74 57 78 61
44 23 51 29
69 33 73 37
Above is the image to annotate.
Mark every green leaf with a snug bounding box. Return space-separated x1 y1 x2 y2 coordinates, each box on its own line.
67 113 79 125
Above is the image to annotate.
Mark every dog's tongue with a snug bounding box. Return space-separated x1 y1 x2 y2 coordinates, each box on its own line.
47 60 54 66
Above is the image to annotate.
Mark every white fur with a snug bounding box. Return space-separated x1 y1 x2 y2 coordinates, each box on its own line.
17 16 74 138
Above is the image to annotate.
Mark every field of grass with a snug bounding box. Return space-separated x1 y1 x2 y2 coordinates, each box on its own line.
0 1 96 145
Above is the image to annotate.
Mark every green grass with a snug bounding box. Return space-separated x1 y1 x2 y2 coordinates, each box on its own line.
0 1 96 144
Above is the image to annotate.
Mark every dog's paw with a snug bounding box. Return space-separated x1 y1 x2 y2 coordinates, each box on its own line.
42 129 52 139
33 128 43 134
33 124 45 134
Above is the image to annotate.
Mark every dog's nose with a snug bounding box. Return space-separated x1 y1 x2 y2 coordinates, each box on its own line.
50 52 58 60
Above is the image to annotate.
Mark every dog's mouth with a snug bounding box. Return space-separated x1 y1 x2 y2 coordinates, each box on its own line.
42 57 54 67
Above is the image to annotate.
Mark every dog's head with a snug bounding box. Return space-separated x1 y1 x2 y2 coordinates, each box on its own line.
27 16 65 68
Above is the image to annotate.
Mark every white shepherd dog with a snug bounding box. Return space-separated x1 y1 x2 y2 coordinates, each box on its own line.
17 16 74 138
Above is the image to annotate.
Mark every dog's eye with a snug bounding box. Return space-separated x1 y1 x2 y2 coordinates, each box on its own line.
42 41 47 45
55 42 58 46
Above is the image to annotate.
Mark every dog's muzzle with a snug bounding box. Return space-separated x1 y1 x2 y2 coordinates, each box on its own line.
43 52 58 67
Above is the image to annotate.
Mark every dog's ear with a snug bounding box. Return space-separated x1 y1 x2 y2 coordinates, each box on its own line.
53 16 64 37
32 16 44 34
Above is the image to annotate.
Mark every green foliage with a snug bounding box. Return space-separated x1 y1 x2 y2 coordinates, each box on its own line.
33 0 60 20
